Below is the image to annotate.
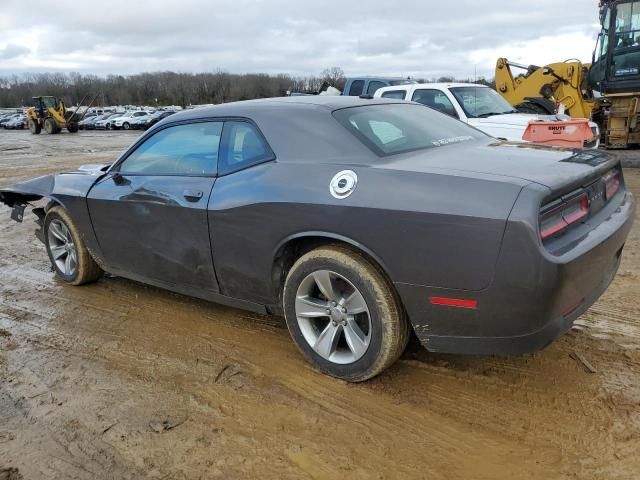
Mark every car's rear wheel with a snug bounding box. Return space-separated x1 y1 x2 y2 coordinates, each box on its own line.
44 206 103 285
283 245 409 382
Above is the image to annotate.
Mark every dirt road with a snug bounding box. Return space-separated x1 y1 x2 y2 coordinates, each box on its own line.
0 130 639 479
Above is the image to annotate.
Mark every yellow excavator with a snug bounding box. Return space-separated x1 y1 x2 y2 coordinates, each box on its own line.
495 0 640 149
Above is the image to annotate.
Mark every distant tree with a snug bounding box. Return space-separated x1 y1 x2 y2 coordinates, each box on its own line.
321 67 346 90
0 70 496 108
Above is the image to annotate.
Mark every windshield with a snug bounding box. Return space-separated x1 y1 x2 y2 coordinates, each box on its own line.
333 104 486 157
611 1 640 77
389 79 418 86
449 86 517 118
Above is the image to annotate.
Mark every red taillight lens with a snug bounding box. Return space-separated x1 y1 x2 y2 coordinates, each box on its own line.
540 192 588 240
603 170 620 200
540 202 566 240
562 192 589 224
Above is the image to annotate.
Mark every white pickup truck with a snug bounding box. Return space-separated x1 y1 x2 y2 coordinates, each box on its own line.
374 83 599 148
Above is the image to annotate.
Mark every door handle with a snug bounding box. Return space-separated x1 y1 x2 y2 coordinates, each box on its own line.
183 189 204 201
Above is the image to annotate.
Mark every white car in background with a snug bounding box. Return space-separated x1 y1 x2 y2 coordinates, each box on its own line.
374 83 600 148
110 111 153 130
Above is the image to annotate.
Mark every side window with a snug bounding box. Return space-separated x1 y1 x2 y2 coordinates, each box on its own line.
367 81 387 96
381 90 407 100
219 121 273 175
411 89 458 118
118 122 222 176
348 80 365 96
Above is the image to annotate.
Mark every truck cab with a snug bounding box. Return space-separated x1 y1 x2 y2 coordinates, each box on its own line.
374 83 600 147
342 77 417 97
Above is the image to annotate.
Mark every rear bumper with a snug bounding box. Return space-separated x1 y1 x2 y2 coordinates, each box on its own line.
397 191 635 356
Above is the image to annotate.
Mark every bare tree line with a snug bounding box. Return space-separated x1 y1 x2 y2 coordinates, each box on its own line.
0 67 493 108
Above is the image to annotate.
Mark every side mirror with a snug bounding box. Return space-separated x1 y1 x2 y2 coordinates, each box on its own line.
112 172 128 186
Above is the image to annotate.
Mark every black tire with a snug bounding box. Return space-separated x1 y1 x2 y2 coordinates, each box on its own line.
122 122 130 130
44 206 103 286
28 118 42 135
67 122 79 133
44 118 59 134
283 245 410 382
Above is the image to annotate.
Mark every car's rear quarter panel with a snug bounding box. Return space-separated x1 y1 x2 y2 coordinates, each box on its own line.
208 160 524 306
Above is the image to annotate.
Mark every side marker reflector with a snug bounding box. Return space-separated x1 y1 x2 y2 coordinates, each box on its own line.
430 297 478 309
562 299 584 318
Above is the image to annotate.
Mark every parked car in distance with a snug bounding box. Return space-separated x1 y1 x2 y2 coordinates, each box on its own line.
111 111 153 130
77 113 97 130
136 110 176 130
343 77 417 97
94 113 123 130
129 111 162 130
0 96 634 382
1 113 24 128
374 83 600 148
84 113 111 130
3 114 25 129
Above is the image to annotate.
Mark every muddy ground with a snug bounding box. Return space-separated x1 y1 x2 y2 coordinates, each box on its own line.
0 129 639 479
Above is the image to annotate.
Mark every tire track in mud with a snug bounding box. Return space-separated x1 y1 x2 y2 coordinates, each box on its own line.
0 266 623 479
0 268 559 479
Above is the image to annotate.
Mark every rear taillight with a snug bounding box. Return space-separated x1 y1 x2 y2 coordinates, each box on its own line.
603 169 620 200
540 192 588 240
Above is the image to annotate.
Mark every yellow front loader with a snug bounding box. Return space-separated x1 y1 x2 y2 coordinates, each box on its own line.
26 96 80 134
495 0 640 149
495 58 596 119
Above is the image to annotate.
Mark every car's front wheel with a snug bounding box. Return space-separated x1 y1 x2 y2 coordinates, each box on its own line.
44 206 103 285
283 245 409 382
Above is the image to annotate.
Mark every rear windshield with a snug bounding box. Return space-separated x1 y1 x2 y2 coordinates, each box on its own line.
333 104 486 156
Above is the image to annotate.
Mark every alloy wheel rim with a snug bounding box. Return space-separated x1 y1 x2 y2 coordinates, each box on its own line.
47 219 78 276
295 270 371 364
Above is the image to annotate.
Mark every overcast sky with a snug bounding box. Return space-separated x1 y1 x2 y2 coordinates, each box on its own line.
0 0 601 79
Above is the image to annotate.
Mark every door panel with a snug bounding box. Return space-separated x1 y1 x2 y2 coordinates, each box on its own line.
87 174 219 293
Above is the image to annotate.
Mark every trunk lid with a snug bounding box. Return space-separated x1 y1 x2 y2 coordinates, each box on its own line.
379 139 618 193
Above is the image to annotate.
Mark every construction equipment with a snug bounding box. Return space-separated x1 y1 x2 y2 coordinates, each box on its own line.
495 0 640 149
26 96 80 134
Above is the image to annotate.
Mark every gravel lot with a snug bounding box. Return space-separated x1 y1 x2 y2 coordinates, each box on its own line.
0 130 639 479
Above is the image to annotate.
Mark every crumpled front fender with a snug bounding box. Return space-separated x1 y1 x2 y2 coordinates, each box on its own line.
0 174 55 208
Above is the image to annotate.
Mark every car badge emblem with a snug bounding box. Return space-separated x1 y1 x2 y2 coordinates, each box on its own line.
330 170 358 199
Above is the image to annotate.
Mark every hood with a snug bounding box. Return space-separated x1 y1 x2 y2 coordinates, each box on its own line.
379 139 617 193
470 113 557 128
69 163 111 175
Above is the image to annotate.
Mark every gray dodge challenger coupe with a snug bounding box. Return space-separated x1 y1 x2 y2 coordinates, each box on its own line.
0 96 635 381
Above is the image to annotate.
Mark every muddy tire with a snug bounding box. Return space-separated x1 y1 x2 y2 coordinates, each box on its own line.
28 119 41 134
44 118 59 134
283 245 409 382
44 206 102 286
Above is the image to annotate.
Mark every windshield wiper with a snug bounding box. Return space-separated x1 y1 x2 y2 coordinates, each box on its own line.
475 110 518 118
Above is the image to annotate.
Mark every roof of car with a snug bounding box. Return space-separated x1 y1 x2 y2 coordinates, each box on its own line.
377 82 489 92
165 96 404 123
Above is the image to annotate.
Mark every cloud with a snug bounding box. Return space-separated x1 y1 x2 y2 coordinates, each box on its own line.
0 0 602 79
0 44 30 60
